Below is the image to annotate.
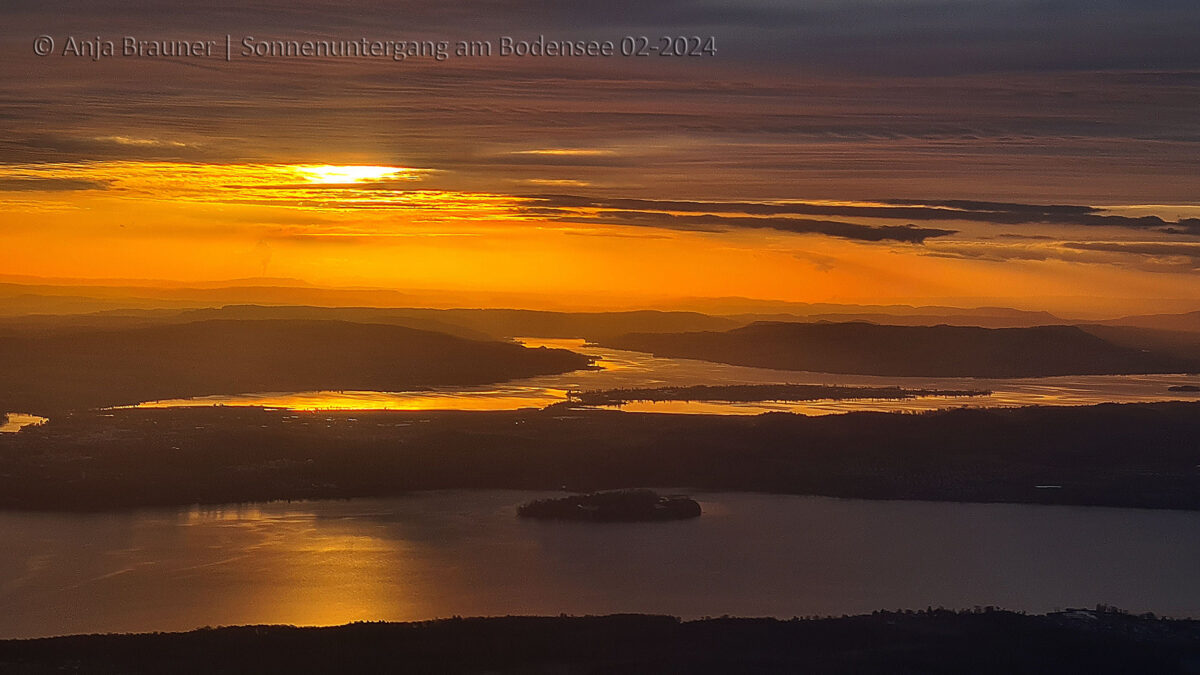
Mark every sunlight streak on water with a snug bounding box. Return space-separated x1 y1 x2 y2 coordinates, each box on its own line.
1 491 1199 638
131 386 571 412
0 413 48 433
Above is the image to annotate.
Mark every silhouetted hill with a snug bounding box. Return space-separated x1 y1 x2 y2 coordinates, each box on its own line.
2 609 1197 674
1079 325 1200 363
603 322 1196 377
0 320 591 413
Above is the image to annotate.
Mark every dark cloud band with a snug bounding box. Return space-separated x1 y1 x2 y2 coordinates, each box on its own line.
526 194 1200 235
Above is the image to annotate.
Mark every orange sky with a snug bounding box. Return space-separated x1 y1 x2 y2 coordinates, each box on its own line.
3 2 1199 315
1 161 1198 315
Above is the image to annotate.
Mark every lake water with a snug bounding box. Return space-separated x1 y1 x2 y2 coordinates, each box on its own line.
2 491 1199 638
127 338 1200 415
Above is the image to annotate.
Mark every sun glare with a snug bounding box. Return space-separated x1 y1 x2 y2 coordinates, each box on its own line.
294 165 413 184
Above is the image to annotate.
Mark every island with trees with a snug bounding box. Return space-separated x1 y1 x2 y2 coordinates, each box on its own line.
518 489 702 522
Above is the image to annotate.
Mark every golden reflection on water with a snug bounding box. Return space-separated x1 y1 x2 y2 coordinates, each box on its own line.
168 506 418 628
5 491 1200 638
132 386 571 412
182 503 270 523
0 413 49 433
239 531 411 628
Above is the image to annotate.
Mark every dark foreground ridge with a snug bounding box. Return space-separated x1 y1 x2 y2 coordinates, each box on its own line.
518 489 702 521
2 608 1199 674
3 402 1200 512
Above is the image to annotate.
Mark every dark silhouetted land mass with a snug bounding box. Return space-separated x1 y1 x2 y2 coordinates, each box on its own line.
1169 385 1200 392
2 608 1198 674
567 383 988 406
518 489 702 521
3 402 1200 511
0 319 592 413
603 321 1198 377
1079 324 1200 364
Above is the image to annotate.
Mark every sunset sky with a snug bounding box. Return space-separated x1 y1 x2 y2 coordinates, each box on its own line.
2 0 1199 314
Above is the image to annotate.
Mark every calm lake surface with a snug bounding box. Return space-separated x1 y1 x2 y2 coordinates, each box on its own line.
2 491 1199 638
129 338 1200 415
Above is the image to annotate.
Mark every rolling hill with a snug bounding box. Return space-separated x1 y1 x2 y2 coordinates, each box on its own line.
603 321 1197 377
0 319 592 413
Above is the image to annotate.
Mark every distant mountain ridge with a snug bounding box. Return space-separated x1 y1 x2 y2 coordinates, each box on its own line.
0 305 739 341
730 310 1064 329
603 321 1197 377
1100 310 1200 333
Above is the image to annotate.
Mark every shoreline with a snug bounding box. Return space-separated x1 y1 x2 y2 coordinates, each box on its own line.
7 485 1200 517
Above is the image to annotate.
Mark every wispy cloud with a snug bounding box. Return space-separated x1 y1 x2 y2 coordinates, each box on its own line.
559 210 955 243
0 177 108 192
525 195 1200 235
927 240 1200 273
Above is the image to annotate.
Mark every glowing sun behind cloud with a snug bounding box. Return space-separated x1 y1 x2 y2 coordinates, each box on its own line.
294 165 417 184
